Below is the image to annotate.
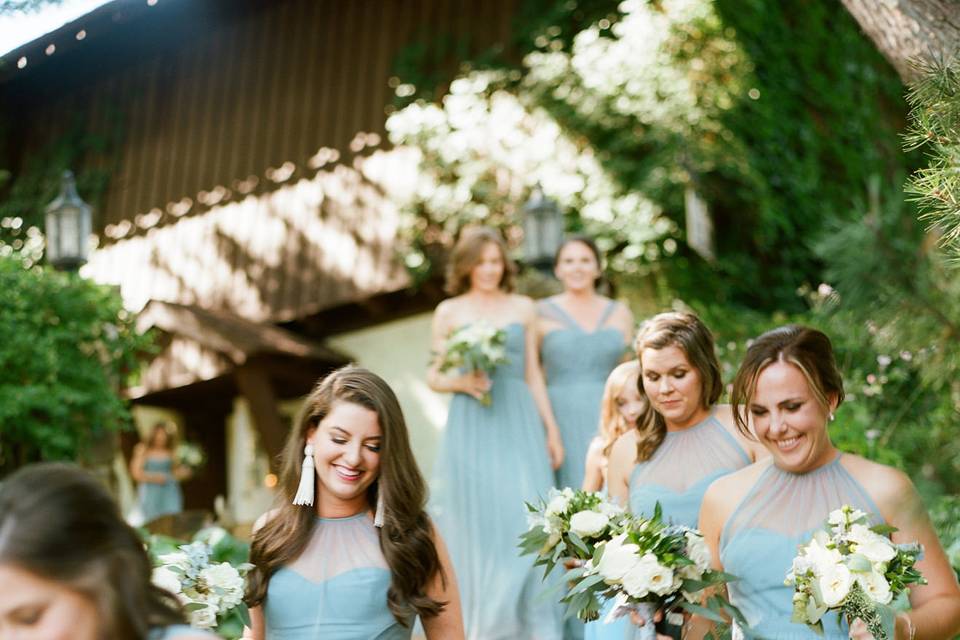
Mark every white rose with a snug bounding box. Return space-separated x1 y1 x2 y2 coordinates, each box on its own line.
545 494 570 518
570 510 609 539
151 566 182 595
855 570 892 605
201 563 244 609
598 500 625 519
188 603 218 629
622 553 675 598
818 563 852 607
596 534 640 582
848 525 896 564
685 531 712 572
804 538 843 577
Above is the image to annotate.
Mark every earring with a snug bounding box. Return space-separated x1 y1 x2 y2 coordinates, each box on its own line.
829 412 835 422
374 482 385 528
292 443 315 506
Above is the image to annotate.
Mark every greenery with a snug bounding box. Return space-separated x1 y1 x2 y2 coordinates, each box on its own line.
0 254 152 475
904 53 960 257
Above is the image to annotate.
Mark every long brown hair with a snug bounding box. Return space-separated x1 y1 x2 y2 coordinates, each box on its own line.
244 366 445 624
0 463 185 639
633 312 723 462
143 421 177 452
731 325 845 438
444 226 517 295
598 360 644 458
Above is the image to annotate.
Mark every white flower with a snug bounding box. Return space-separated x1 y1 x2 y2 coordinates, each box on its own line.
847 525 896 564
598 500 625 519
818 563 852 607
596 534 640 582
803 593 828 624
152 566 182 595
855 570 892 605
622 552 675 598
569 510 609 539
545 493 570 518
188 603 218 630
804 537 843 577
201 563 245 609
685 531 712 572
158 551 188 567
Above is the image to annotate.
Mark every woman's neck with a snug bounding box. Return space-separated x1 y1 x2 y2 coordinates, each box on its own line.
558 287 598 304
465 288 506 305
664 405 711 432
315 494 369 519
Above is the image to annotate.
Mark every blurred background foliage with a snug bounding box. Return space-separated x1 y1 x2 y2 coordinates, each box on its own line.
386 0 960 564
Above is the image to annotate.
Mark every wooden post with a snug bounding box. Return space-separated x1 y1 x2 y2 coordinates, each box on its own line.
234 363 288 472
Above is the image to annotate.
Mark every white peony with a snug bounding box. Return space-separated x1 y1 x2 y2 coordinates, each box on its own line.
685 531 712 573
804 538 843 577
569 510 609 539
847 525 895 564
596 534 640 582
598 500 625 520
188 603 218 630
151 566 182 595
545 493 571 518
622 552 676 598
818 563 852 607
855 570 893 605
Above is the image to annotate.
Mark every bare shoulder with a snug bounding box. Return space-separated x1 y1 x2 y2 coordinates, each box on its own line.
609 298 634 323
840 453 916 515
434 297 462 321
252 508 283 534
703 460 768 518
511 293 536 313
587 436 605 456
609 430 639 468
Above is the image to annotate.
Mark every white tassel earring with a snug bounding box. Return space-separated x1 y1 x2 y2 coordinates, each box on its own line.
373 482 385 528
292 442 315 506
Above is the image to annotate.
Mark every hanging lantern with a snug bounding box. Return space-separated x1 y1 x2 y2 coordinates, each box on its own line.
522 183 563 272
45 170 92 271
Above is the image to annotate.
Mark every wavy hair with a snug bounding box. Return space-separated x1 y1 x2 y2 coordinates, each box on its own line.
0 463 185 639
444 226 516 296
632 312 723 462
731 325 844 438
244 366 445 625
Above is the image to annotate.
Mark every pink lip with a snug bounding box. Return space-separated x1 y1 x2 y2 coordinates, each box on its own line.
333 465 363 483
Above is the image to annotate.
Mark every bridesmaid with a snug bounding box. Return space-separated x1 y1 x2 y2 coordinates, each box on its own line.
428 226 564 640
605 312 764 638
539 235 634 494
130 422 188 523
695 325 960 639
244 366 463 640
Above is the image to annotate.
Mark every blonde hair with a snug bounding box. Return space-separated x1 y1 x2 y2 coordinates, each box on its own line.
598 360 644 458
444 226 517 295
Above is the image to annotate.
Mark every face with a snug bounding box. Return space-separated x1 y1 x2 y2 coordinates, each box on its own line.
554 241 600 293
308 400 382 510
0 564 99 640
150 428 169 449
640 345 708 429
615 375 645 427
468 242 505 293
749 360 836 473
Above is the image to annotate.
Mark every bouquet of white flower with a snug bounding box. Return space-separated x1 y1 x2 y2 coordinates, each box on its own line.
175 441 206 472
437 321 508 406
786 505 925 639
151 540 253 632
562 504 741 638
519 488 628 585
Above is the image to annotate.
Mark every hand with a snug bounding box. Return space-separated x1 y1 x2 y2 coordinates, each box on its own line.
629 608 672 640
848 614 912 640
456 371 491 401
546 431 564 470
563 558 585 571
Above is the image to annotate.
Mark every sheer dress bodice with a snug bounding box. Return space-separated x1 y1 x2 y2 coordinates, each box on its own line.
720 455 882 639
264 513 411 640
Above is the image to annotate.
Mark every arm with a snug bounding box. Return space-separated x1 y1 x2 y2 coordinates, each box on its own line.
421 527 466 639
425 301 490 400
241 510 277 640
874 469 960 640
581 438 605 492
683 480 731 640
129 444 167 484
521 298 564 470
605 432 636 507
613 302 637 362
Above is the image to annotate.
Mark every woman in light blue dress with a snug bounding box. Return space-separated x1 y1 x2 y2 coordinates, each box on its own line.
696 325 960 640
0 463 216 640
245 367 463 639
539 235 634 495
130 422 186 523
428 227 564 640
602 312 764 639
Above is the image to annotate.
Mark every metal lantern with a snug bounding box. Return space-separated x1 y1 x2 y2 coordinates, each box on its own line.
45 170 92 270
522 183 563 272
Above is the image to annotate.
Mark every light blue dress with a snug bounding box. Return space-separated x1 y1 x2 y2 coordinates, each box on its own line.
139 457 183 522
539 298 626 492
432 322 563 640
264 512 412 639
628 411 751 525
720 453 882 639
585 411 751 640
148 625 217 639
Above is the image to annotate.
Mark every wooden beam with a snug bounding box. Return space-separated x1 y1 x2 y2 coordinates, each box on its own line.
234 364 287 473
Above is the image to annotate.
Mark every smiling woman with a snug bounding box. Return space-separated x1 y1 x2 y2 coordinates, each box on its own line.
243 366 464 640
